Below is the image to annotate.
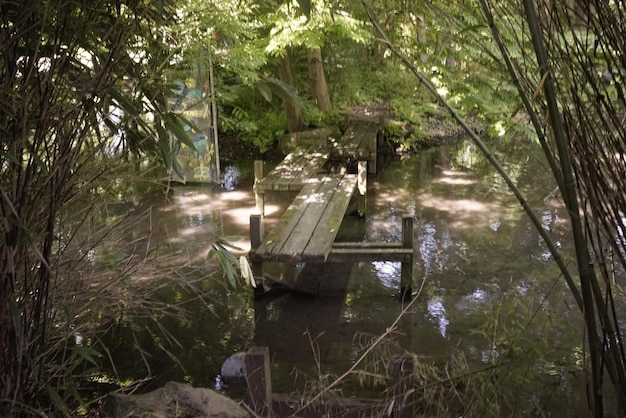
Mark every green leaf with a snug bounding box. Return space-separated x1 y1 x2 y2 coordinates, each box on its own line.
108 87 139 116
171 157 186 181
214 236 245 251
263 77 305 109
240 256 256 288
216 250 237 288
47 384 72 416
72 345 102 367
207 239 245 289
256 81 273 103
213 242 238 264
163 112 196 150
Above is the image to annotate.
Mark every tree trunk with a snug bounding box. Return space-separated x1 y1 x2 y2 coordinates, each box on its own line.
277 53 305 132
307 48 332 112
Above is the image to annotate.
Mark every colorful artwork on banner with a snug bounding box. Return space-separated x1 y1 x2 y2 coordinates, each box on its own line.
169 78 218 184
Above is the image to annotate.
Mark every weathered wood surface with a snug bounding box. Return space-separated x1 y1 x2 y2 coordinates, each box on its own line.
253 173 357 263
255 142 329 192
329 120 378 163
328 245 413 262
279 126 341 154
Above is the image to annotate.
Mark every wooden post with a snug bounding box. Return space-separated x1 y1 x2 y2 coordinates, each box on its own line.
244 347 272 417
368 129 377 175
357 160 367 217
250 214 265 297
391 355 415 418
400 215 413 301
254 160 265 216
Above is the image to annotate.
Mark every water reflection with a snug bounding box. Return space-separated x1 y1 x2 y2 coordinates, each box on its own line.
95 141 592 415
427 295 449 338
371 261 399 288
221 165 241 191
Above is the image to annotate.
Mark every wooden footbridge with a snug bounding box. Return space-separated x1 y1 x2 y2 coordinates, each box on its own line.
249 120 414 298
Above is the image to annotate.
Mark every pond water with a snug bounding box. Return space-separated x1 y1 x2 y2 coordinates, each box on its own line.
98 137 597 416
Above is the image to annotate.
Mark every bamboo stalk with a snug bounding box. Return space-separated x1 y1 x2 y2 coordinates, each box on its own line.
361 0 584 313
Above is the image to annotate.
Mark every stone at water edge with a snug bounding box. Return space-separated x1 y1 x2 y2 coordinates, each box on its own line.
100 381 247 418
220 352 247 385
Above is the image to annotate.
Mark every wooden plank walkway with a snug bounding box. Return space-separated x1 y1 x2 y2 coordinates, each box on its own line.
249 119 414 299
329 120 378 174
254 142 329 193
252 173 357 263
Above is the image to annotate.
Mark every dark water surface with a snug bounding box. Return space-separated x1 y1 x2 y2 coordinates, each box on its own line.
99 137 596 415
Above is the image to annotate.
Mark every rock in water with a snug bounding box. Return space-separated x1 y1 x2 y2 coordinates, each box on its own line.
220 352 247 385
100 381 247 418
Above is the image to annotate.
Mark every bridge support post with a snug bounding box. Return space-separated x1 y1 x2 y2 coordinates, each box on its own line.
244 347 273 417
391 355 415 418
250 214 265 297
368 126 377 175
400 215 413 301
254 160 265 216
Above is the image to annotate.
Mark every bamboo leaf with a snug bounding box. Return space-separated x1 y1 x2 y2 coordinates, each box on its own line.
163 112 196 150
239 256 256 288
47 384 72 416
386 399 395 416
214 236 245 251
71 346 102 367
256 81 273 103
171 157 186 182
214 242 238 264
263 77 305 109
216 251 237 288
108 87 139 116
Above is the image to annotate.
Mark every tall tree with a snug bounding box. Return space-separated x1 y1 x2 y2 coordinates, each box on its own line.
266 0 371 114
307 47 333 111
277 52 307 131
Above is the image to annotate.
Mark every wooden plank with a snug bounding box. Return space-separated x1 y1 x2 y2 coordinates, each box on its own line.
256 174 356 263
401 215 414 301
332 242 404 248
327 247 413 262
273 143 328 191
286 145 329 190
391 355 415 418
301 174 357 262
277 175 345 260
255 177 324 258
330 122 377 161
256 143 328 192
336 125 361 158
256 147 308 190
356 122 378 160
244 347 272 417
